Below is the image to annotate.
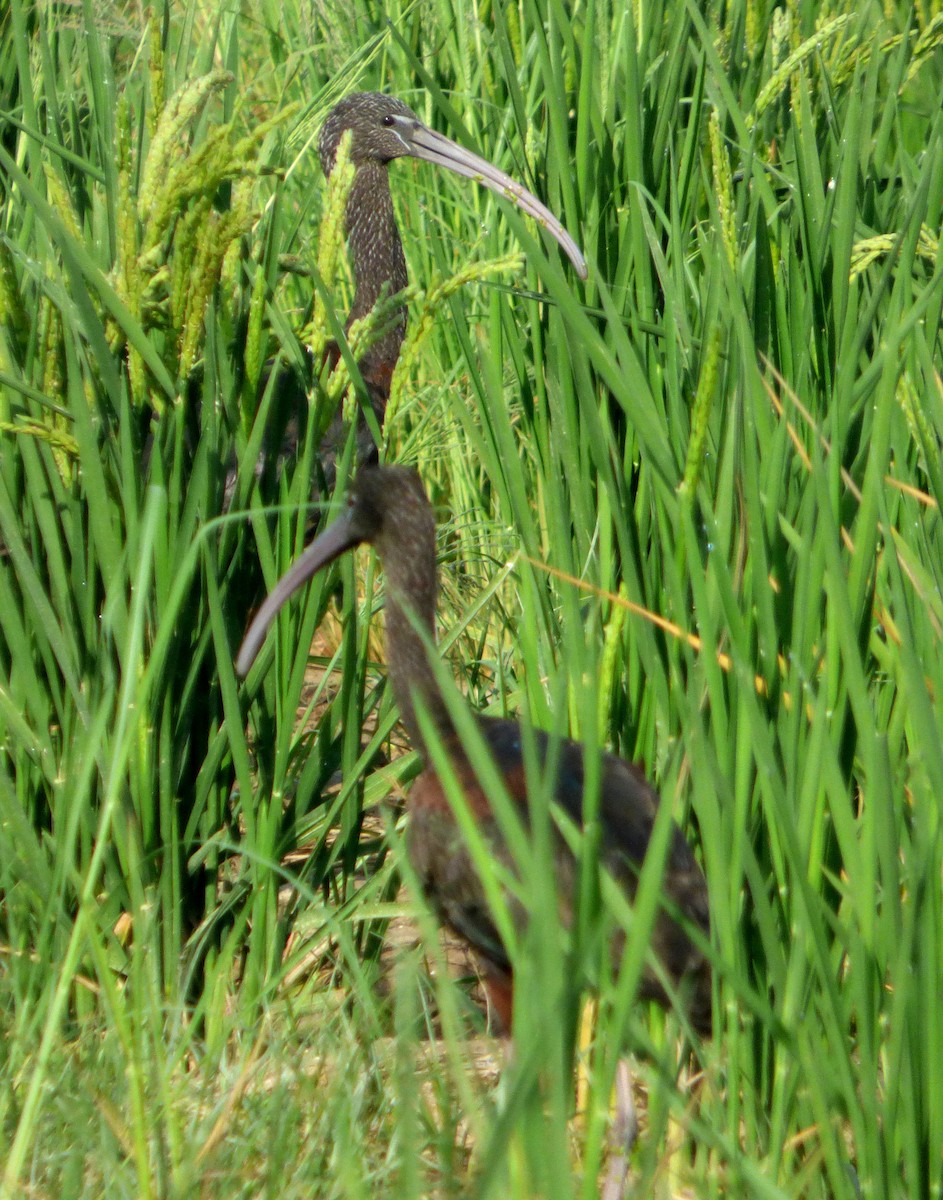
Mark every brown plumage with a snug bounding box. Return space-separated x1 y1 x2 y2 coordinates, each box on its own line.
236 467 710 1035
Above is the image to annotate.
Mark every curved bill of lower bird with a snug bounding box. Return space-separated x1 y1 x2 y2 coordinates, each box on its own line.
235 514 359 677
404 122 588 280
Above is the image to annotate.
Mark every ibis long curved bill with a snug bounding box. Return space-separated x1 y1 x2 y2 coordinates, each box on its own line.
235 512 360 678
400 121 588 280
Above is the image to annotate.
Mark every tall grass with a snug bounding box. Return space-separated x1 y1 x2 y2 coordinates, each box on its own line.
1 0 941 1195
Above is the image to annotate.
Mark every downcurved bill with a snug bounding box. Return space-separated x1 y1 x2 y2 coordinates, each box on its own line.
405 123 588 280
235 514 360 677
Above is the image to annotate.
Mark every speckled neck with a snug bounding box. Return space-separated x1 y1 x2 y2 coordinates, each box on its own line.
345 162 408 391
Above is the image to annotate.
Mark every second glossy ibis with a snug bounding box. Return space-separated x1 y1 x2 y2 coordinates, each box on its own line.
236 467 711 1038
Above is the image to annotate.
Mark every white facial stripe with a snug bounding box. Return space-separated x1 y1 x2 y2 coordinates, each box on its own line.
389 117 414 152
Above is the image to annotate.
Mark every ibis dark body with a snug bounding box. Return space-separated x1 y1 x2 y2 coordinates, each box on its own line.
237 468 710 1034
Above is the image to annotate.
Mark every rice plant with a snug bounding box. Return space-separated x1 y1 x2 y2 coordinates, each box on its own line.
1 0 941 1195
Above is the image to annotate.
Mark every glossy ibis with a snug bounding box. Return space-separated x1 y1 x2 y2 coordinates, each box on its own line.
236 467 711 1037
310 93 587 467
238 95 586 502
